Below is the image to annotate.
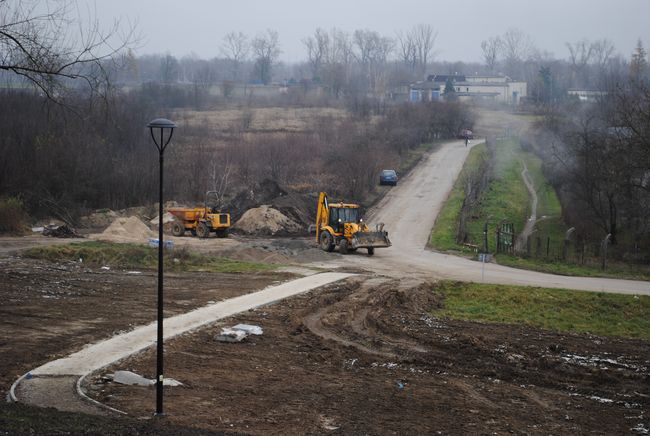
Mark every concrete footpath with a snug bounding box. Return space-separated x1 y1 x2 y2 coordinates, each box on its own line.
11 272 354 413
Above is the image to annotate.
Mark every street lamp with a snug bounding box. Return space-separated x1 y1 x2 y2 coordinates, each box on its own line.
147 118 176 416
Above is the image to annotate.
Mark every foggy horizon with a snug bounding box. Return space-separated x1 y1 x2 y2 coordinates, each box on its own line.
93 0 650 63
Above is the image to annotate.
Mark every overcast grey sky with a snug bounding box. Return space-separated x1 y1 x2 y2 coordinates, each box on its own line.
93 0 649 63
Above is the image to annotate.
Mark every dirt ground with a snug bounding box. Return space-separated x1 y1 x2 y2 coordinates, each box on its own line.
0 255 293 392
86 277 650 435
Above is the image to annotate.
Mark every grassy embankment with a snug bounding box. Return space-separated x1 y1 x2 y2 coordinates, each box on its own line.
23 241 276 273
437 281 650 340
429 139 650 280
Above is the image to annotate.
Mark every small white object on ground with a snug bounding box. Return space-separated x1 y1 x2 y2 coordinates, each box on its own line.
111 370 153 386
110 370 183 387
216 328 248 342
232 324 263 335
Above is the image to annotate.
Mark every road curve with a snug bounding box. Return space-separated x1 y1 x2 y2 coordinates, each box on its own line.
10 272 355 413
352 139 650 295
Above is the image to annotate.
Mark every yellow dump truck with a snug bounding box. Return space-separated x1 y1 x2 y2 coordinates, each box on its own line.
168 191 230 238
315 192 391 256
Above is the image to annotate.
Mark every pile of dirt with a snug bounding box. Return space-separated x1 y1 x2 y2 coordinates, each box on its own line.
233 205 303 236
227 180 315 232
90 216 154 243
78 204 169 230
149 211 176 232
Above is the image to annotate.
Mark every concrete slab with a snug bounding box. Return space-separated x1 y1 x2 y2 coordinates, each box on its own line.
29 272 354 377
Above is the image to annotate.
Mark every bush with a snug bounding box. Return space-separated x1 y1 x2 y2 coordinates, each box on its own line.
0 196 28 234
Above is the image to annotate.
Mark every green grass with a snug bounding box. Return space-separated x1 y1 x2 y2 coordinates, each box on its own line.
496 254 650 281
437 281 650 340
466 139 535 247
23 241 277 273
429 143 488 253
430 138 571 258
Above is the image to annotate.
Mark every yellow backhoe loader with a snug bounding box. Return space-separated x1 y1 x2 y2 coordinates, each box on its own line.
315 192 391 256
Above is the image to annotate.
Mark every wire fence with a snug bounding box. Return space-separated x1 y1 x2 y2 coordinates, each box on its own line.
493 225 647 270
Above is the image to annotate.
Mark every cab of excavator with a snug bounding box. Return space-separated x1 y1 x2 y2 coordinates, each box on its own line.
328 207 360 233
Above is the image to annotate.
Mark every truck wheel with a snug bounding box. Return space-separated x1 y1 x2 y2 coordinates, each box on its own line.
215 228 228 238
197 222 210 239
319 231 334 252
339 239 349 254
367 247 375 256
171 221 185 237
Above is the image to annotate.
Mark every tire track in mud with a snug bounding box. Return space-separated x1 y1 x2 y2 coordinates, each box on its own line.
302 277 434 359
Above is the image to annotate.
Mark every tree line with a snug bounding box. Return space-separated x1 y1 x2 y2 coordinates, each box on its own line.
530 75 649 254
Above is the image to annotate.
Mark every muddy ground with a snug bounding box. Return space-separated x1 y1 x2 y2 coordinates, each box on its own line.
87 278 650 435
0 256 293 392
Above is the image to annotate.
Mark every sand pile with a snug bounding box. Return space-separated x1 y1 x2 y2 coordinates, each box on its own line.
150 212 177 232
91 216 154 243
233 205 303 236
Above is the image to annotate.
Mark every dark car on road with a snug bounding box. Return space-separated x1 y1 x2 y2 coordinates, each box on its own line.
379 169 398 186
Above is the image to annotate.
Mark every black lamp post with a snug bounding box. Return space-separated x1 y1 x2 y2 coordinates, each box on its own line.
147 118 176 416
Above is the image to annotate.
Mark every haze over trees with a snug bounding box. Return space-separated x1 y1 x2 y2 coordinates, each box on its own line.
0 0 648 259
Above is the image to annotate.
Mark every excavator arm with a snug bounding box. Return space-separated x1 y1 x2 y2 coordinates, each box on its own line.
315 191 329 242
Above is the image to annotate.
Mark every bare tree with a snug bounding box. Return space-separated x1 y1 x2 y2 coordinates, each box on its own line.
630 38 647 81
352 29 393 94
501 28 535 77
396 30 417 72
481 36 502 72
591 38 616 69
0 0 136 101
566 39 594 87
159 53 179 84
251 29 280 85
322 28 353 97
302 28 329 80
221 31 249 81
412 24 437 75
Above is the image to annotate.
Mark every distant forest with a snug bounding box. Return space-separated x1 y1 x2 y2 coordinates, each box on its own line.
0 2 648 257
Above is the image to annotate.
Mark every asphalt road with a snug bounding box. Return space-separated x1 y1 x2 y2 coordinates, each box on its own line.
346 139 650 295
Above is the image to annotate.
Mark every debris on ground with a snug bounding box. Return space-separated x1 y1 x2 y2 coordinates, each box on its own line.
111 370 153 386
148 238 174 249
216 328 248 343
233 205 303 236
42 224 81 238
232 324 263 335
108 370 183 387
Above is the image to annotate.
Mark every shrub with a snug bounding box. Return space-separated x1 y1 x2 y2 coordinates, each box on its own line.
0 196 28 234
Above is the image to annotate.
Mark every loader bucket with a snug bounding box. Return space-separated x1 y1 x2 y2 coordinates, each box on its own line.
351 231 391 249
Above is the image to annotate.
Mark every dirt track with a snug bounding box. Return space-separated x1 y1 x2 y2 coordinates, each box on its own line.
317 137 650 295
3 111 650 433
0 257 292 394
88 278 650 434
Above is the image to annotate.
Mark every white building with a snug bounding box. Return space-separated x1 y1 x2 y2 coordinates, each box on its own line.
410 74 527 105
